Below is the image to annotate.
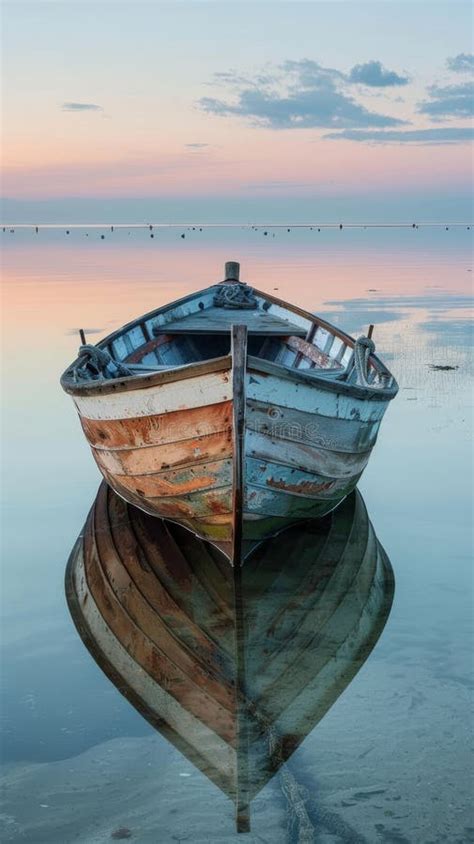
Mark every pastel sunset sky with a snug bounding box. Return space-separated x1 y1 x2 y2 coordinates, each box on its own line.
2 1 473 221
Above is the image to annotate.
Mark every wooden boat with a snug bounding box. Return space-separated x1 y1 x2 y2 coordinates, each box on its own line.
66 482 394 832
61 262 398 565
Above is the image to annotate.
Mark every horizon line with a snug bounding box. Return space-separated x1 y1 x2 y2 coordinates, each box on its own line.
2 222 473 229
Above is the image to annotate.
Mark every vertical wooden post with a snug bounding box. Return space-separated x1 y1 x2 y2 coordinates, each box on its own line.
79 328 86 345
231 324 248 569
231 323 250 833
225 261 241 282
368 324 374 339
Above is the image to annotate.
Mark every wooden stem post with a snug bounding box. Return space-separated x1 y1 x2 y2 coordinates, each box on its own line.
231 323 250 832
79 328 86 345
231 324 248 569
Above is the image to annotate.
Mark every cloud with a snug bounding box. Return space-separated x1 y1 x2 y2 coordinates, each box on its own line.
349 60 409 87
447 53 474 74
61 102 103 112
418 81 474 119
199 60 406 130
185 143 209 149
324 127 474 144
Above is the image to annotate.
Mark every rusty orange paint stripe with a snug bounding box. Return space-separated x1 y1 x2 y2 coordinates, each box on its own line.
81 400 233 450
108 468 232 500
93 431 233 475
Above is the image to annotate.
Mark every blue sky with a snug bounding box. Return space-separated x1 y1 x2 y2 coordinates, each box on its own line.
2 1 473 221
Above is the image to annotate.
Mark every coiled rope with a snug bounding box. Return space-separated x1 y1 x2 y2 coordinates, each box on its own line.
354 335 376 387
75 344 132 381
213 282 257 310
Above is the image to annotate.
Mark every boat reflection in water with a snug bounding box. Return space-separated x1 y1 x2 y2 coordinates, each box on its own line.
66 483 394 833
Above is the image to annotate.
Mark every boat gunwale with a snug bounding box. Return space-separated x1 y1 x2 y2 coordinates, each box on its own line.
61 354 231 395
60 282 398 400
62 349 397 401
247 355 398 401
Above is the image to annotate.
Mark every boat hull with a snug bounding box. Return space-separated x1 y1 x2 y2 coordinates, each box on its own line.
70 354 389 552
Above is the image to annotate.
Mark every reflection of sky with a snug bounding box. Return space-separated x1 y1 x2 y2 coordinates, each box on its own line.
1 231 472 798
320 292 474 345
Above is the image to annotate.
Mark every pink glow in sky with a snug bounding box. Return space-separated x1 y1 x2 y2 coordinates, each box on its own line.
2 2 473 212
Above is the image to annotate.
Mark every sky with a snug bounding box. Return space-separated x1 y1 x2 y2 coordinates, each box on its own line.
1 1 473 222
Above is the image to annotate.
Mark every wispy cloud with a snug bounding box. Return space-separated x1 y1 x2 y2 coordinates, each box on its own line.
349 60 409 87
418 81 474 119
199 60 406 130
185 143 209 149
447 53 474 74
61 102 103 112
324 127 474 144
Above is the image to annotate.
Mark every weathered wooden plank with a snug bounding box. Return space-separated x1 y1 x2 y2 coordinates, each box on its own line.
153 307 306 336
74 368 231 419
246 430 370 478
125 334 173 364
246 398 379 454
105 472 232 519
93 434 232 475
146 290 218 334
94 440 231 486
231 325 247 569
286 335 343 370
252 286 353 345
245 483 351 518
246 358 390 421
245 458 361 500
63 355 230 397
82 401 232 451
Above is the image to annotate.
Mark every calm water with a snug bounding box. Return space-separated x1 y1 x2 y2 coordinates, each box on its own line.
1 227 473 843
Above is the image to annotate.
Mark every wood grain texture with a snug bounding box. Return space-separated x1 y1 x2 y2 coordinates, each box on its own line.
152 307 307 335
81 401 232 450
73 368 231 419
231 324 248 569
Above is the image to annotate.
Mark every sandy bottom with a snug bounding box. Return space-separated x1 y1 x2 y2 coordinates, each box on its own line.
1 659 472 844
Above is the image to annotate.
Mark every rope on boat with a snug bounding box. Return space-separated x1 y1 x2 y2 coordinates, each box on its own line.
75 344 132 381
213 282 258 310
354 335 376 387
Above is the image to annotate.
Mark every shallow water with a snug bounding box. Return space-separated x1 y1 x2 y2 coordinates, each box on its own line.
1 226 473 843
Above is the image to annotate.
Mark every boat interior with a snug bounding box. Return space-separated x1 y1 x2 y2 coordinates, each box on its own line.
66 274 394 390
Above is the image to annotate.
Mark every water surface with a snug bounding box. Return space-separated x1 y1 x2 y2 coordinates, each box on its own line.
1 226 473 842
